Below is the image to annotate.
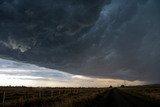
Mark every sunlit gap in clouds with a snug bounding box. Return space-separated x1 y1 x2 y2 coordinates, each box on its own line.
0 58 146 87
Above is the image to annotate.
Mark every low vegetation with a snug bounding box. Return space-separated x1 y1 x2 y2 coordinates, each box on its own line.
119 85 160 104
1 85 160 107
0 86 107 107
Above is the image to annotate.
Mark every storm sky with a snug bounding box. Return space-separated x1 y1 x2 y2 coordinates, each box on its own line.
0 0 160 86
0 58 144 87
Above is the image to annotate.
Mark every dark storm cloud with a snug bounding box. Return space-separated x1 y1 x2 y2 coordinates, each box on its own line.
0 0 160 82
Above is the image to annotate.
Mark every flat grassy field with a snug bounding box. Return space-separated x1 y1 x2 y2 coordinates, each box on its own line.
120 85 160 101
0 86 107 107
1 85 160 107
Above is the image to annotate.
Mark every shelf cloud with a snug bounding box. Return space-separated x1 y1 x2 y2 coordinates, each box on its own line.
0 0 160 83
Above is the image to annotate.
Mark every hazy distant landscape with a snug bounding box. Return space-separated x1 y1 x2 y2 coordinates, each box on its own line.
1 85 160 107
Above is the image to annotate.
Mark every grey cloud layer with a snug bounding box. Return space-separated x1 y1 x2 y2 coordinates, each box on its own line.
0 0 160 82
0 58 71 81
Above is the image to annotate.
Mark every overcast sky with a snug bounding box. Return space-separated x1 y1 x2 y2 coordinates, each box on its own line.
0 0 160 87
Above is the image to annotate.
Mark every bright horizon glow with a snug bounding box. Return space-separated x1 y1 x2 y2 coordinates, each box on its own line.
0 58 146 87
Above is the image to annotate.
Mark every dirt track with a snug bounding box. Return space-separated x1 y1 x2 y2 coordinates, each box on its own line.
93 88 160 107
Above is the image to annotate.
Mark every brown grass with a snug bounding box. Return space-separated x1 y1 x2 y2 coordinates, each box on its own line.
0 86 107 107
119 86 160 101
